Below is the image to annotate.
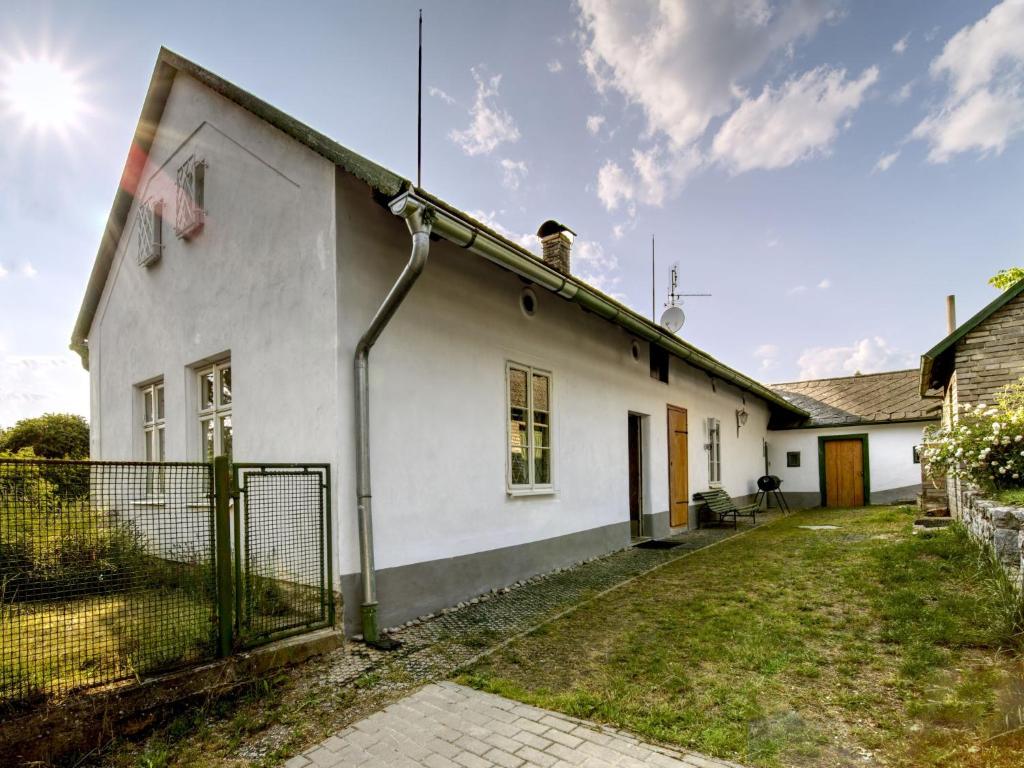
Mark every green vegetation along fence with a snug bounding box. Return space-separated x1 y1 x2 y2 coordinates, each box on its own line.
0 457 332 711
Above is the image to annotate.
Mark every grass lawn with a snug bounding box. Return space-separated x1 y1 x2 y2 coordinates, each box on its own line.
2 588 215 706
460 507 1024 768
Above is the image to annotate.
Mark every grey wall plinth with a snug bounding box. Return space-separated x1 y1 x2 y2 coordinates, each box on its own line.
642 511 670 539
340 521 631 635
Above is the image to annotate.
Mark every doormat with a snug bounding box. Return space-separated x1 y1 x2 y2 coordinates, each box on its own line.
635 539 686 550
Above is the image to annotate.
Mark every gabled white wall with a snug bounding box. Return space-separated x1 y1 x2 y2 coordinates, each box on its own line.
89 72 338 469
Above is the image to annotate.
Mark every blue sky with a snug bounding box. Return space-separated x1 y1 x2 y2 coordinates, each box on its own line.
1 0 1023 426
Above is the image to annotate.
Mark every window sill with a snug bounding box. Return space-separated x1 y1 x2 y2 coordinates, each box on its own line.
507 487 557 498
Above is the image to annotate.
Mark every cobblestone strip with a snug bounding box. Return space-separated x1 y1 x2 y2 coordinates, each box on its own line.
286 683 747 768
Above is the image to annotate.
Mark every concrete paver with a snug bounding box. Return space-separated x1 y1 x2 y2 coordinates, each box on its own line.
293 683 745 768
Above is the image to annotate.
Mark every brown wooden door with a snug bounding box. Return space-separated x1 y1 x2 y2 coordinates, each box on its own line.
824 439 865 507
667 406 688 527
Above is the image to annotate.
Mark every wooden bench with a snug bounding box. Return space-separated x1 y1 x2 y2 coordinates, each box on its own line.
692 489 759 529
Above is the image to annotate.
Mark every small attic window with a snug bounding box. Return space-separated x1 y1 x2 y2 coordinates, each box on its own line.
175 155 206 239
649 344 669 384
137 199 163 267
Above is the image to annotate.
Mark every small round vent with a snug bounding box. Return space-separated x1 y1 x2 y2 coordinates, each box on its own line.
520 287 537 317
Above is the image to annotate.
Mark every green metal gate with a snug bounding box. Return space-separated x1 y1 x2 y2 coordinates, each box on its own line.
228 462 333 646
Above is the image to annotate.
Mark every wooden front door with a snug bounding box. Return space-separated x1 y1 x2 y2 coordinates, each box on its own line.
667 406 689 527
823 439 865 507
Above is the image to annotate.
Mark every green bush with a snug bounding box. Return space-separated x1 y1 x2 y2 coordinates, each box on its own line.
923 377 1024 493
0 413 89 459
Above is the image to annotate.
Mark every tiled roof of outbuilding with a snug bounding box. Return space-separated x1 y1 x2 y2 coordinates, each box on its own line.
770 369 940 428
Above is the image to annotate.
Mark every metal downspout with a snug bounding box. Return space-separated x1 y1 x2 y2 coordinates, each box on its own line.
354 194 431 643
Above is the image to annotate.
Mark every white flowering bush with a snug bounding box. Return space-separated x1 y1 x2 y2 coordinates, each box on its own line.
923 378 1024 492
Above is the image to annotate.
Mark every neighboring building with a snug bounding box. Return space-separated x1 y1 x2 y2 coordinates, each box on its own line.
71 49 809 635
919 280 1024 516
768 370 940 508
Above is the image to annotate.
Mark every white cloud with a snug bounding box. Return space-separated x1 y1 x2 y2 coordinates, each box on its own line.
586 114 606 134
573 239 623 297
577 0 835 149
499 158 528 190
766 237 780 248
788 285 808 295
912 0 1024 162
449 68 520 156
577 0 839 207
0 354 89 428
893 33 910 55
547 59 564 73
466 209 540 253
0 263 8 279
712 65 879 173
21 262 37 278
754 343 780 372
797 336 916 379
873 150 900 172
428 86 456 105
890 80 914 104
596 160 634 211
817 278 831 289
595 144 702 211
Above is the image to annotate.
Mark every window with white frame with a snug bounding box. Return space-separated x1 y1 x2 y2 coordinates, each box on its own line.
198 361 232 460
137 198 163 267
142 381 166 461
706 417 722 485
175 155 206 239
507 363 552 491
141 381 165 496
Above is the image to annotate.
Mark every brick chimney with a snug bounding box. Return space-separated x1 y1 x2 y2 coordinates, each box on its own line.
536 220 575 275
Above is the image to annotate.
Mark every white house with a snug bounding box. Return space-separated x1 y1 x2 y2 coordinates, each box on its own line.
767 370 940 508
71 49 811 638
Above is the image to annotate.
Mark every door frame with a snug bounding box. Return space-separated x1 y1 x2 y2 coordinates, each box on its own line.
817 434 870 507
627 412 645 538
666 404 688 528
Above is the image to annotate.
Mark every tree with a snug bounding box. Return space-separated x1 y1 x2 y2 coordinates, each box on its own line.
0 413 90 459
989 267 1024 291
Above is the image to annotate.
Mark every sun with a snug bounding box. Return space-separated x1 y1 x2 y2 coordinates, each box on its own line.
1 54 86 136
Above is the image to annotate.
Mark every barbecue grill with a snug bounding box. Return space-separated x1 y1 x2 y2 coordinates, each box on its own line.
755 474 790 512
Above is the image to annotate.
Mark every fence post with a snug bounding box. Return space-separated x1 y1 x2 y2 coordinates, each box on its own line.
214 455 233 657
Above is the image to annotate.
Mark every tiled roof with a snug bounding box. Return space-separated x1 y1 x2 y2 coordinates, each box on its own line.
770 369 940 428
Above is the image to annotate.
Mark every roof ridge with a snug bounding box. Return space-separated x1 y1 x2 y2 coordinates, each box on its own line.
770 368 918 387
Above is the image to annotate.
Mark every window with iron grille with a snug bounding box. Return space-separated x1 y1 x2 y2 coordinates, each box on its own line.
706 417 722 485
507 362 552 492
175 155 206 239
198 361 231 460
787 451 801 468
137 198 163 267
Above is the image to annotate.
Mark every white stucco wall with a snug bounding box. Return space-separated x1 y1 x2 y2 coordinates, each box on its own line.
334 172 774 580
767 421 933 505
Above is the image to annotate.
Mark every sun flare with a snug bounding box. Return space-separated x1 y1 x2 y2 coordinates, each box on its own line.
1 54 86 135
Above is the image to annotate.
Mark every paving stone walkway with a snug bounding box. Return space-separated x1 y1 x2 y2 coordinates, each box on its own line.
285 683 745 768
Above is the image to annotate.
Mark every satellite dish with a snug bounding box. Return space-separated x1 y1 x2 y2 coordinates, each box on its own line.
660 305 685 333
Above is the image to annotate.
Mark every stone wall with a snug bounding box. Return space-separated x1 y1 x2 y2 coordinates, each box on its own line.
960 488 1024 588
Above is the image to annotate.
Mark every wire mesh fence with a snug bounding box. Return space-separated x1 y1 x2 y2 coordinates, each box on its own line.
235 465 332 642
0 459 217 709
1 458 332 710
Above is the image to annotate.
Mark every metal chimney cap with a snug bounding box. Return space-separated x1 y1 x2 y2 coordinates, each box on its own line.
537 220 576 239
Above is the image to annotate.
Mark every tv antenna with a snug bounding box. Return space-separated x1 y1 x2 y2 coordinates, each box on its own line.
417 8 423 188
659 263 711 333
